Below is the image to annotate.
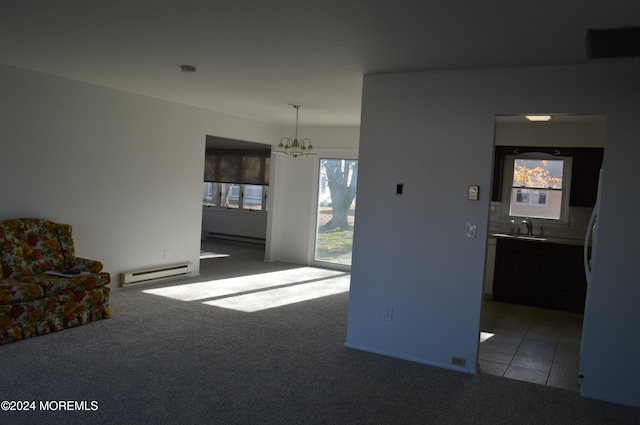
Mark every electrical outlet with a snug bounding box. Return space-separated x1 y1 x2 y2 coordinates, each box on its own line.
451 356 466 367
384 306 393 322
164 249 170 260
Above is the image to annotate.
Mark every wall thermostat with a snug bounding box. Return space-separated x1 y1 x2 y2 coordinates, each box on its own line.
468 185 479 201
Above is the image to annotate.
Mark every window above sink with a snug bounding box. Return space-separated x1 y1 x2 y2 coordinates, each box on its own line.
500 152 573 223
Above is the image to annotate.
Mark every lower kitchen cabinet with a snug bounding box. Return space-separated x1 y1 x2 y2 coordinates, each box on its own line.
493 238 587 313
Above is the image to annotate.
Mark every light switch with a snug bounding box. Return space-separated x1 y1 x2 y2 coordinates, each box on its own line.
396 184 403 195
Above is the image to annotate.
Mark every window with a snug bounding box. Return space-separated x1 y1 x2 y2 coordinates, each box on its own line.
504 155 572 221
203 148 270 212
203 182 268 211
313 158 358 267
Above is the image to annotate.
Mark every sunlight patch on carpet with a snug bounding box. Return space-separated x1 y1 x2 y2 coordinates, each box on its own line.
143 267 350 311
203 275 350 312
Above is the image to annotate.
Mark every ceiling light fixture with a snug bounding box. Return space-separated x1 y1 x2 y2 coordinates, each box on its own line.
274 104 316 158
525 115 552 122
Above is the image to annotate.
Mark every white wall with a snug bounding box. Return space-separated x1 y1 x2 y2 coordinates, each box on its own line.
0 64 281 282
201 208 267 241
346 62 640 407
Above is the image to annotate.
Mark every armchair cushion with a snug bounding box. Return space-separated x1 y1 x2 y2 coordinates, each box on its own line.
0 219 67 278
66 257 104 274
21 272 110 297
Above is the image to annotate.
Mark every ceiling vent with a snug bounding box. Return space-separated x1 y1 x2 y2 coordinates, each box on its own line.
587 27 640 60
180 65 197 73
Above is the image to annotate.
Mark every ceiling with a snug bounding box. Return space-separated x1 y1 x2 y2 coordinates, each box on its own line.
2 1 639 127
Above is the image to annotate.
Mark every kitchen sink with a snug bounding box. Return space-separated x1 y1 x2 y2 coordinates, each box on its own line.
517 235 548 241
490 232 547 241
490 232 584 245
490 233 516 238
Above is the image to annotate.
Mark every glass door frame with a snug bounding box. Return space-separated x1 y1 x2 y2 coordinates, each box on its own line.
308 149 358 271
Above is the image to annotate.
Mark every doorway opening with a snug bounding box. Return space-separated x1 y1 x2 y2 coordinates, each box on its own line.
479 113 606 391
201 135 271 250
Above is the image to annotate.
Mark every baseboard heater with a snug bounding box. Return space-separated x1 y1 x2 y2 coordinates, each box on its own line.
121 262 194 286
206 232 266 246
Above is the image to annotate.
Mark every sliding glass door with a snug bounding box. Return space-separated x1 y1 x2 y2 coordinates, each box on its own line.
314 158 358 267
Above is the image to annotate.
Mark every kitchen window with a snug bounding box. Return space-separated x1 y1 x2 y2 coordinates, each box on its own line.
502 155 572 221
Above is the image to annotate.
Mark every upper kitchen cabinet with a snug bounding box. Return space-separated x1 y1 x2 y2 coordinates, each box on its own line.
569 148 604 207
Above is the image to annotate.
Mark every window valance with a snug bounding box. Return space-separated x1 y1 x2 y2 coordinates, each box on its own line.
204 149 270 185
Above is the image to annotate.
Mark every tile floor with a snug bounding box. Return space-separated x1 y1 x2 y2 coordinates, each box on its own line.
479 300 584 392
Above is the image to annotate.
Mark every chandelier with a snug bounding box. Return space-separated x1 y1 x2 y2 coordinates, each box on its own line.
274 104 316 158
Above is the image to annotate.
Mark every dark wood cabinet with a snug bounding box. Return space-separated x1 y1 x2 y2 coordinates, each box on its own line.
491 146 510 202
493 238 587 313
569 148 604 207
493 238 549 306
547 243 588 312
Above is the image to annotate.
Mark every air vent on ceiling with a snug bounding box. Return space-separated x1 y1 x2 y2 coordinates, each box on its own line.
587 27 640 60
180 64 197 73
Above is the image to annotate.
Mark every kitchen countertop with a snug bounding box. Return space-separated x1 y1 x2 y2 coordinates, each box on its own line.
490 232 587 246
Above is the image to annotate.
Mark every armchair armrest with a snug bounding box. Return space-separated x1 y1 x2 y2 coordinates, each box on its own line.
67 257 104 273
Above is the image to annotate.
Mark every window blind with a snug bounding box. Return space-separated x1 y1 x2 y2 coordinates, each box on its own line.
204 149 270 185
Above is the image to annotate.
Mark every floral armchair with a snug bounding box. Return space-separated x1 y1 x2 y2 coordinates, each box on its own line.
0 218 111 344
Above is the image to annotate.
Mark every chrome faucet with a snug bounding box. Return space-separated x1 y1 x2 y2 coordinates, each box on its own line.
522 217 533 236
